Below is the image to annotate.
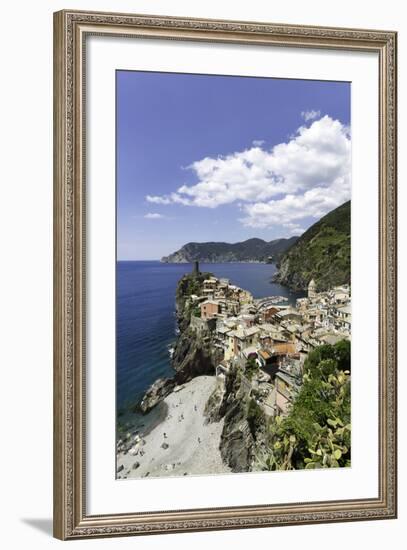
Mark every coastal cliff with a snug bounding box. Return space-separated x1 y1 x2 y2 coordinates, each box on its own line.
139 269 261 472
204 364 266 472
273 201 351 291
173 272 224 379
140 271 223 413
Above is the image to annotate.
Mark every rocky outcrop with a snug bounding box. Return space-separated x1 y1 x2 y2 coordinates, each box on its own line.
139 269 270 472
204 365 267 473
139 378 176 414
171 326 221 381
174 271 211 331
220 399 255 472
170 272 223 382
203 383 225 424
139 271 222 414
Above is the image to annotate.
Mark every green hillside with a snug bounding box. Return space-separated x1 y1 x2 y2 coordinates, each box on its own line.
274 201 351 291
161 236 298 264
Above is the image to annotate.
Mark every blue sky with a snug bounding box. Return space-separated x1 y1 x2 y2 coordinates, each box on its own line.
117 71 350 260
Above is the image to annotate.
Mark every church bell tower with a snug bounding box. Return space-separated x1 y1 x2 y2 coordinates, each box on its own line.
308 278 317 299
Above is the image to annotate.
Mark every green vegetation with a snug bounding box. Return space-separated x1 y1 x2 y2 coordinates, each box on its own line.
246 397 266 437
274 201 350 291
304 339 351 374
175 271 211 324
257 340 351 470
245 357 260 380
176 272 210 299
192 306 201 318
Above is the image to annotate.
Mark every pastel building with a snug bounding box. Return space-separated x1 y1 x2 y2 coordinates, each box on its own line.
200 300 221 320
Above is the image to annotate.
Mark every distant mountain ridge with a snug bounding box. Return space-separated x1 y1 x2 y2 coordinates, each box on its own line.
161 236 299 264
273 201 351 291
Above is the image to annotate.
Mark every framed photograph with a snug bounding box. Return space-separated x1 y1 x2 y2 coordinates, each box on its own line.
53 10 397 540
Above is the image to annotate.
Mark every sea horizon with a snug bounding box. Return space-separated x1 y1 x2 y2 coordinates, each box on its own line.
116 259 278 263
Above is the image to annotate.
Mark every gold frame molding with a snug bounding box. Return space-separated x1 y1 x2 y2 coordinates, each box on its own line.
53 9 397 540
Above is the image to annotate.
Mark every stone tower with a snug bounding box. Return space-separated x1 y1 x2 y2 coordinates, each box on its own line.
308 278 317 299
192 260 200 276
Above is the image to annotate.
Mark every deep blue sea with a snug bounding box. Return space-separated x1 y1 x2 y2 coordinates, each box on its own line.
116 261 305 410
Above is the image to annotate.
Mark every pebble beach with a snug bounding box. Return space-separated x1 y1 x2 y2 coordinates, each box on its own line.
116 376 231 479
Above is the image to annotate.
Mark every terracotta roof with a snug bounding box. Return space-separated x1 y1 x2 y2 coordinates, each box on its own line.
259 349 272 360
273 342 297 355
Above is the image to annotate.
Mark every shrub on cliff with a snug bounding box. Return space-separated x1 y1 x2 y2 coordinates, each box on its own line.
246 397 265 437
257 341 351 470
304 339 351 375
245 357 259 380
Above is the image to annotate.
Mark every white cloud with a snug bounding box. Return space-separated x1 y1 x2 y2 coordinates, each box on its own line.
144 212 165 219
281 222 306 236
252 139 265 147
146 116 350 226
146 192 192 206
146 195 171 205
240 177 350 229
301 109 321 122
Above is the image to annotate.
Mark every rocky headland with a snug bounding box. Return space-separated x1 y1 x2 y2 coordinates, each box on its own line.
118 269 267 477
139 270 223 414
161 237 298 264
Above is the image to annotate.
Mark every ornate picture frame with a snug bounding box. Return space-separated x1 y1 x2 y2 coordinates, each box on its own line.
53 9 397 540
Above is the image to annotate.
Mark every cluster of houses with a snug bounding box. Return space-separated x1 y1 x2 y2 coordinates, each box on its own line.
197 276 253 319
188 272 351 418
